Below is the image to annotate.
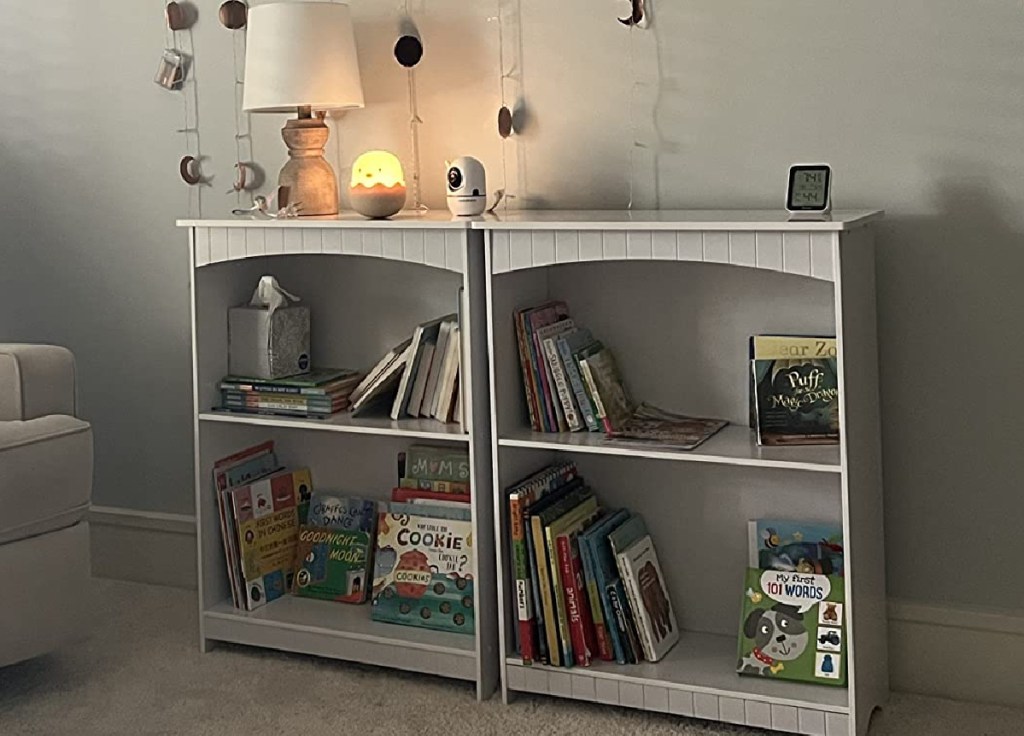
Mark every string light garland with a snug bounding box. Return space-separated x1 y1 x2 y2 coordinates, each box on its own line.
224 1 256 204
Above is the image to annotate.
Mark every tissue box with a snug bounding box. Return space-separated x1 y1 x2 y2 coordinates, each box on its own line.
228 305 311 380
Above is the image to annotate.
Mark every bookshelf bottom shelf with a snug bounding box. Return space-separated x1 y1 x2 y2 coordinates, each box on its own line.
505 631 849 734
204 597 476 682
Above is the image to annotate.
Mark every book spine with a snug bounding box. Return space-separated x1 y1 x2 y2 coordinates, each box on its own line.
528 323 556 432
533 330 564 432
543 337 583 431
546 527 574 666
558 338 600 432
531 513 561 666
215 489 239 609
579 359 613 434
398 477 470 495
509 493 535 665
557 535 591 667
523 506 548 665
221 383 330 396
515 310 542 431
607 583 641 664
404 446 471 483
616 551 655 661
578 534 614 661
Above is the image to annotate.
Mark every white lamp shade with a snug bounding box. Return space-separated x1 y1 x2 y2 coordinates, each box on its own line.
243 2 365 113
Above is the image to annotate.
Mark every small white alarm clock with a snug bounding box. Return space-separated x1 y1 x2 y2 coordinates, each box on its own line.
786 164 832 218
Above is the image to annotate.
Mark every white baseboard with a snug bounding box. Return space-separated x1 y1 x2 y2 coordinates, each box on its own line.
86 507 1023 707
88 506 197 590
887 599 1024 708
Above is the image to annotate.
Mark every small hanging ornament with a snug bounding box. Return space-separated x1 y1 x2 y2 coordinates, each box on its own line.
154 48 185 90
219 1 247 30
618 0 648 28
165 2 196 31
394 35 423 68
497 106 514 138
179 155 202 185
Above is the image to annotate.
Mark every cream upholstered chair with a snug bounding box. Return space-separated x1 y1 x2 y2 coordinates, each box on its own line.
0 344 93 667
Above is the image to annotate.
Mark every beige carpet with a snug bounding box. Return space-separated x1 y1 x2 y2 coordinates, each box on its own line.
0 580 1021 736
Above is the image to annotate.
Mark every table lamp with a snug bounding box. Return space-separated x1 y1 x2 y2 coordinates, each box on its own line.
243 2 364 216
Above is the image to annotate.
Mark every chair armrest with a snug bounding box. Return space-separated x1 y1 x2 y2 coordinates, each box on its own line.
0 344 77 421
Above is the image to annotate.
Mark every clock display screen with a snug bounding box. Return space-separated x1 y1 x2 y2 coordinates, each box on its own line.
788 166 831 211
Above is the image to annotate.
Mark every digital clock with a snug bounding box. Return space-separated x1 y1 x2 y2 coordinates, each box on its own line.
786 164 832 216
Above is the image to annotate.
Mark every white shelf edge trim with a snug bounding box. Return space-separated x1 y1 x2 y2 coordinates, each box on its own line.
198 412 470 442
192 226 466 274
489 230 836 282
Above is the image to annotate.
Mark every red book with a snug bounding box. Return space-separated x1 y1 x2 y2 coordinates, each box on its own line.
390 487 471 504
557 534 594 667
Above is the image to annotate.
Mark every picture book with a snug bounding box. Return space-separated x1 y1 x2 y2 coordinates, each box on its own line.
604 403 728 451
350 338 412 406
579 346 632 434
751 336 839 446
748 519 845 576
213 441 280 608
404 444 470 484
407 341 437 417
392 314 457 420
350 341 412 417
737 567 846 686
421 320 455 418
398 476 470 495
432 326 461 422
535 318 578 432
507 461 578 665
220 368 362 395
609 517 679 662
574 521 614 662
306 494 378 532
227 468 311 611
293 525 375 603
515 301 570 432
546 496 600 666
578 509 636 664
556 329 602 432
371 507 475 634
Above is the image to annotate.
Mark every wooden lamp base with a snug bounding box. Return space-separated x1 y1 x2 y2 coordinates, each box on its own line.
278 109 338 216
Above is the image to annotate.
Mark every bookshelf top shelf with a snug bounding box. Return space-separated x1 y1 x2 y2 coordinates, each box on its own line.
178 211 470 229
473 210 882 232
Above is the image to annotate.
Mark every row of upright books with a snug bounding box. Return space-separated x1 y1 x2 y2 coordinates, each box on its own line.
516 299 841 449
214 311 464 426
213 440 475 635
506 461 679 667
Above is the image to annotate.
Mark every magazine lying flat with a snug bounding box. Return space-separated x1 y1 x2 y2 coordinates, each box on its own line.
603 403 728 451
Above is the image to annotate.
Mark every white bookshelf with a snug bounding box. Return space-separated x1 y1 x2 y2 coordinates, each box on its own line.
181 212 498 699
478 211 888 736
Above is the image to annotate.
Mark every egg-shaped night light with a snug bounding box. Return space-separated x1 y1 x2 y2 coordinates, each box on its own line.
349 151 407 219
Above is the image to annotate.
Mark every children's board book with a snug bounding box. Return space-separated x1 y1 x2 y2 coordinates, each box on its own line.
608 516 679 663
748 519 844 577
751 336 839 446
371 505 475 634
227 468 311 611
404 444 470 484
307 494 378 532
293 526 375 603
737 567 846 686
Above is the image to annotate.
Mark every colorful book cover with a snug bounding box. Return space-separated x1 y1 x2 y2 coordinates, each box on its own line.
578 509 632 664
535 318 578 432
580 347 633 434
547 498 600 666
524 301 571 432
528 479 589 666
557 532 600 667
752 336 839 446
514 308 542 431
404 444 471 484
737 567 846 686
611 527 679 663
228 468 311 611
306 493 377 532
371 508 475 634
749 519 844 576
542 326 584 432
556 329 601 432
293 526 374 603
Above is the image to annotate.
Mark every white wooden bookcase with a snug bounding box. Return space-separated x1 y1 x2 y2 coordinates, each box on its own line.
478 211 888 736
179 213 498 699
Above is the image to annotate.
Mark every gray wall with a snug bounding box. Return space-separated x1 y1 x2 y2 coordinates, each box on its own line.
1 0 1021 613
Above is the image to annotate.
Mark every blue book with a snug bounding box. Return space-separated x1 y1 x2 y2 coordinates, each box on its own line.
749 519 844 576
580 509 634 664
307 493 378 532
557 329 601 432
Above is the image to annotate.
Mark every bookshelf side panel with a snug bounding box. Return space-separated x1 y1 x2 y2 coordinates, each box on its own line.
835 227 888 736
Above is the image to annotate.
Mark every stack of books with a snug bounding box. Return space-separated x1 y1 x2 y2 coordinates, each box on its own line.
507 460 679 668
515 301 726 450
219 368 363 419
350 314 463 425
372 444 475 635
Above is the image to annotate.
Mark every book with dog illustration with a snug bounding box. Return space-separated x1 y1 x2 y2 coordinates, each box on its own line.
751 335 839 446
736 567 846 686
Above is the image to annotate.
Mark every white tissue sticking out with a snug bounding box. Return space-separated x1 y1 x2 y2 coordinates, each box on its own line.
249 276 300 317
